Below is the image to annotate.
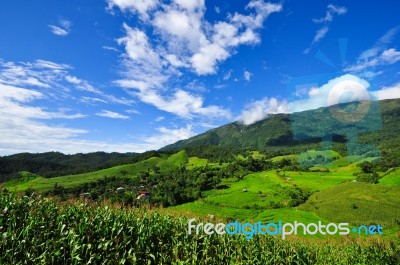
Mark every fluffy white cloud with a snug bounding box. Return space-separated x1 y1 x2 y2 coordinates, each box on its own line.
113 1 281 120
144 124 195 147
239 74 400 127
48 19 72 36
117 24 161 67
374 84 400 100
0 83 92 154
238 97 288 125
238 74 400 127
288 74 371 113
191 43 230 74
288 74 400 114
96 110 130 119
0 82 192 155
380 48 400 64
120 83 231 119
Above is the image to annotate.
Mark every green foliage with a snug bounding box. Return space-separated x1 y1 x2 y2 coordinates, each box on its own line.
0 192 399 264
355 172 380 184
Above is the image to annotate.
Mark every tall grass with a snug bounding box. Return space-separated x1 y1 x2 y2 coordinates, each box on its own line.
0 192 398 264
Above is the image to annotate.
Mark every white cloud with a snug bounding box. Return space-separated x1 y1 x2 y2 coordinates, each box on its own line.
0 58 133 106
305 5 347 53
380 48 400 64
144 124 195 147
80 97 108 104
191 43 229 74
48 25 69 36
288 74 371 113
48 19 72 36
244 70 252 81
346 26 400 72
223 70 232 80
345 48 400 71
374 84 400 100
0 59 68 90
359 25 400 61
0 83 95 155
0 59 198 155
238 97 288 125
0 84 190 154
0 83 86 120
126 109 140 114
308 87 320 97
238 74 400 126
65 75 81 84
96 110 130 119
313 4 347 23
107 0 159 19
155 116 165 121
287 74 400 114
113 1 281 120
117 24 161 67
102 45 119 52
124 87 231 119
312 26 329 44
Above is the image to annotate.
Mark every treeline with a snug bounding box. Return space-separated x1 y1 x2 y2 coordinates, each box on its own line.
0 151 139 181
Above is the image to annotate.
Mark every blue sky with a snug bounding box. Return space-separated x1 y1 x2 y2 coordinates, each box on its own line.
0 0 399 154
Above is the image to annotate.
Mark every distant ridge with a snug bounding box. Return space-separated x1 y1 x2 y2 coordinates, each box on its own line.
161 99 400 166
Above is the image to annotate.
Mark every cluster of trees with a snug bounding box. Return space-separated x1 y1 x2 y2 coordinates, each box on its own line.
354 162 380 184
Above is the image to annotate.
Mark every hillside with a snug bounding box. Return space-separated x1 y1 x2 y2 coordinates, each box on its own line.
0 151 141 181
162 99 400 167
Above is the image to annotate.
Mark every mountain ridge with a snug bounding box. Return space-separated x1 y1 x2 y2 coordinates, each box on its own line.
161 98 400 167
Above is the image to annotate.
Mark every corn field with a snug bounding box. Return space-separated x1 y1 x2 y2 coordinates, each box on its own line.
0 192 398 264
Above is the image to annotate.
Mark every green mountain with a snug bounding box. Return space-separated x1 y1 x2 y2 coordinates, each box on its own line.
162 99 400 167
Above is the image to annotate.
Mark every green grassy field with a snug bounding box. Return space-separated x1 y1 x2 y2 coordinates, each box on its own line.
4 157 165 191
166 150 189 166
299 182 400 233
278 169 355 191
187 156 208 169
202 171 292 209
379 168 400 187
